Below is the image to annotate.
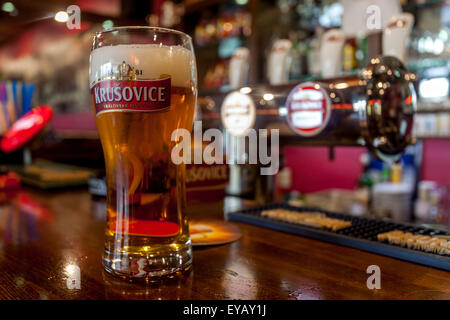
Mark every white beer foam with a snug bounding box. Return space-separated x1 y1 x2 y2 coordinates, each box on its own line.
89 44 196 88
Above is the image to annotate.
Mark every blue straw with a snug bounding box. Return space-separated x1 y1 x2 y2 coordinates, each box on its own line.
22 83 35 115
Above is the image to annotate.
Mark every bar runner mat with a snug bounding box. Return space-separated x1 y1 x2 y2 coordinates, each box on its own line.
226 203 450 271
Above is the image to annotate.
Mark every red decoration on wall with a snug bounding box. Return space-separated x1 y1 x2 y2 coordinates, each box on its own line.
1 105 53 153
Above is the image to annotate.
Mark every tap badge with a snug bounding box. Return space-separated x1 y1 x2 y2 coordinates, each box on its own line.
286 82 331 137
221 92 256 136
91 61 171 116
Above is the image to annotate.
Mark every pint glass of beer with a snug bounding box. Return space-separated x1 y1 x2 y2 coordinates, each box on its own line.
89 27 196 279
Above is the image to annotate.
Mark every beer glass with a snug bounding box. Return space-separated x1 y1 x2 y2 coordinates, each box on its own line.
89 27 197 279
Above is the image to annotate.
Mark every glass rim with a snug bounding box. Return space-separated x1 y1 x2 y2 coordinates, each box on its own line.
94 26 192 42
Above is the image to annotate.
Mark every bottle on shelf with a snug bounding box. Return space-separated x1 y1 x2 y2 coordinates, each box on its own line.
307 27 322 76
342 36 358 73
320 28 345 78
267 39 292 85
229 47 250 89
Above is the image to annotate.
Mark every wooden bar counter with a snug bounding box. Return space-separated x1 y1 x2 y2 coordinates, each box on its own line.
0 188 449 300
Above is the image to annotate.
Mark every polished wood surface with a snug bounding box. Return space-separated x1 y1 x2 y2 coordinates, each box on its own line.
0 188 449 300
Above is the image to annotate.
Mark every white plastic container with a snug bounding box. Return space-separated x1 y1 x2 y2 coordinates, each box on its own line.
383 13 414 63
372 182 414 221
267 39 292 85
320 29 345 78
229 47 250 89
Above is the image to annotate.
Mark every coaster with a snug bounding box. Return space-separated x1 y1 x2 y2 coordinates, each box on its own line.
190 220 242 246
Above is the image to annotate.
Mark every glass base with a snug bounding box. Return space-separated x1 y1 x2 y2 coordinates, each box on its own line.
103 241 192 282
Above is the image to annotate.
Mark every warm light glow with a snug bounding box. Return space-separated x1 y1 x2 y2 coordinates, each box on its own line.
2 2 15 13
65 264 78 276
263 93 274 101
240 87 252 94
205 24 216 35
334 82 348 90
396 20 405 27
55 11 69 23
223 22 233 32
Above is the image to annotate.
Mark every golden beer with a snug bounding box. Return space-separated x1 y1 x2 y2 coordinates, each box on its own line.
89 28 197 279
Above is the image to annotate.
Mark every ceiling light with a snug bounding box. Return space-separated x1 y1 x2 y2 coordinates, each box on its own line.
263 93 274 101
240 87 252 94
102 20 114 29
54 11 69 23
2 2 15 13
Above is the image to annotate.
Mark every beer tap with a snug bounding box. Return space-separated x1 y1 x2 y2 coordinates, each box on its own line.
210 55 417 203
